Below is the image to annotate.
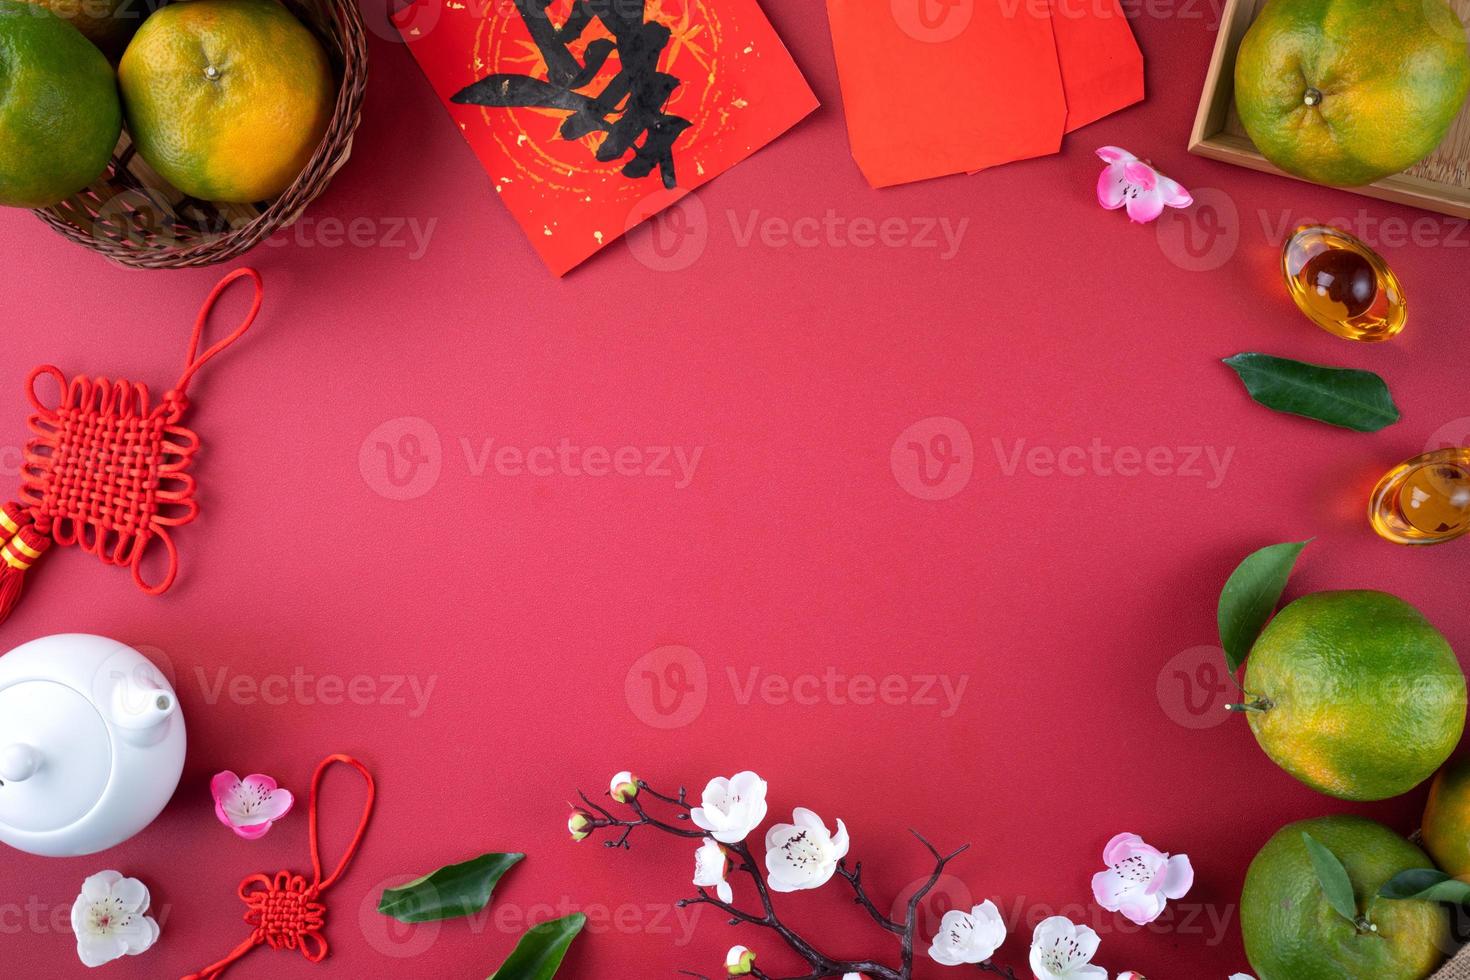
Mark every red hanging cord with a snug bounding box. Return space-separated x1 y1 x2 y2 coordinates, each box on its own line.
172 267 266 406
183 755 376 980
0 268 263 625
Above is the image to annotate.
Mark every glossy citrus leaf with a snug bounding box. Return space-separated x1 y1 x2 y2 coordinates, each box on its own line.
1218 540 1310 672
487 913 587 980
1302 832 1359 926
1223 353 1400 432
379 852 525 924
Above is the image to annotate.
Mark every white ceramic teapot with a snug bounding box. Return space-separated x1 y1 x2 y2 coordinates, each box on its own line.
0 634 185 856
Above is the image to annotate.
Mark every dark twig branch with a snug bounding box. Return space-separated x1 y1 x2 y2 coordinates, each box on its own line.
573 783 705 848
837 860 904 935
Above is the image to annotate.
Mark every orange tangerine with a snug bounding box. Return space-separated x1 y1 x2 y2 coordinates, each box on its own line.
119 0 333 203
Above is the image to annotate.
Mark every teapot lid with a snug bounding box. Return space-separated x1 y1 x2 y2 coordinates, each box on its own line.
0 680 111 833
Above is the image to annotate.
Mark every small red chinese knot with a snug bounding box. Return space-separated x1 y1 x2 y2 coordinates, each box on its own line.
239 872 328 961
184 755 375 980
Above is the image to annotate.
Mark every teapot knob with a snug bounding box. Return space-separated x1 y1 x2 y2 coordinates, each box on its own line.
0 743 40 783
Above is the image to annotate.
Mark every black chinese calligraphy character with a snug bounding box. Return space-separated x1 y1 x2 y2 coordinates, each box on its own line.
452 0 693 189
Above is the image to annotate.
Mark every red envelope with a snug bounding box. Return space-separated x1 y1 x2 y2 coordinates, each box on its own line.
1051 0 1145 132
827 0 1068 188
827 0 1143 188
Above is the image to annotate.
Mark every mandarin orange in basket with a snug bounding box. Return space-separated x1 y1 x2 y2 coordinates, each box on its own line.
1234 0 1470 186
0 0 122 208
1422 756 1470 880
1242 816 1450 979
118 0 333 203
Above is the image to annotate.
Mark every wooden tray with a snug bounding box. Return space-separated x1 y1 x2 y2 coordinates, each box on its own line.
1190 0 1470 218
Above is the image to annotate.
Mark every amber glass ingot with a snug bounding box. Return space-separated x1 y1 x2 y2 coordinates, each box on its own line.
1282 225 1406 342
1370 448 1470 545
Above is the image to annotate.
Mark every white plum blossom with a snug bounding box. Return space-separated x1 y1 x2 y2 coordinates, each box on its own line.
71 871 160 968
1029 916 1106 980
726 944 756 975
694 837 734 903
1228 975 1255 980
764 807 849 892
927 899 1007 966
1091 832 1194 925
691 772 769 845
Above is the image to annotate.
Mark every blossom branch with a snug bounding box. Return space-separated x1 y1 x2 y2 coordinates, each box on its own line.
675 842 900 980
570 786 704 848
571 776 1027 980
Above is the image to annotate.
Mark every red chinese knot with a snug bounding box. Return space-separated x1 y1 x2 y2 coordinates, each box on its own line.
0 268 264 624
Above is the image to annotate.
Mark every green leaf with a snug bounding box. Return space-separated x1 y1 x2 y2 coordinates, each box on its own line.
1218 540 1310 672
1223 353 1400 432
378 852 525 924
1302 832 1360 925
1380 868 1470 904
487 914 587 980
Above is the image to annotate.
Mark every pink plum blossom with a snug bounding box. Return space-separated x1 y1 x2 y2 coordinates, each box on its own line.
1096 147 1193 224
211 771 294 840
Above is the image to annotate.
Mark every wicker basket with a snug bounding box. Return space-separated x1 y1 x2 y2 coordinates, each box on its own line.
33 0 367 269
1436 945 1470 978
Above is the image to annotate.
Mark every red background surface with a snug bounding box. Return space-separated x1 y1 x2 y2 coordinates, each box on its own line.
1 1 1468 977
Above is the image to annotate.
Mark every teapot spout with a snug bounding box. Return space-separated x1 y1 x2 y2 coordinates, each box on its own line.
110 677 178 737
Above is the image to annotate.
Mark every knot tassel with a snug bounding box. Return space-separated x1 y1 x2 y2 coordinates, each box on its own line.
0 503 51 626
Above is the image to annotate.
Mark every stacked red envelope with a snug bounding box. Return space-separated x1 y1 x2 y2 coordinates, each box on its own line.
827 0 1145 187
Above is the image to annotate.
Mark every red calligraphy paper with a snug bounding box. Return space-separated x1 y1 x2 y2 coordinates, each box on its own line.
395 0 819 276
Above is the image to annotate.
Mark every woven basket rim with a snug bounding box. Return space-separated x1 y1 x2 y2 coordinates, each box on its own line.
33 0 368 270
